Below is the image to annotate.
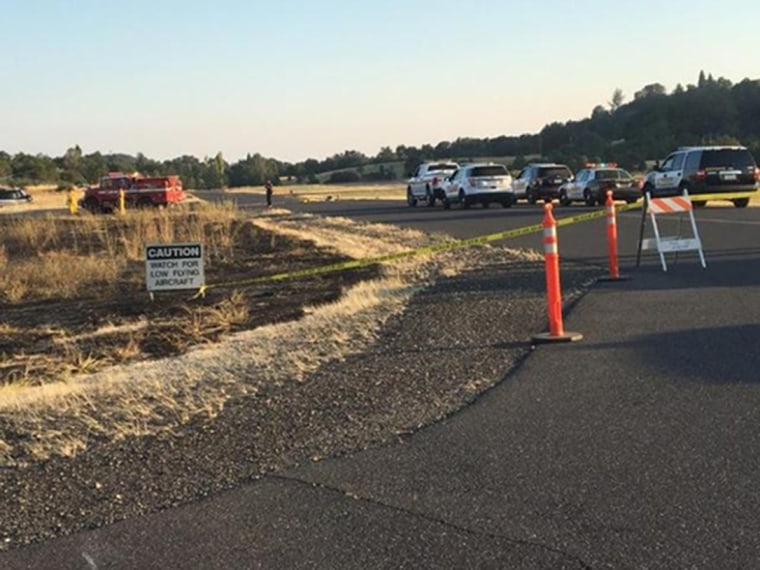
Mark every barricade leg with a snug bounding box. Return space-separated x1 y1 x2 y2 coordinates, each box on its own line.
532 203 583 344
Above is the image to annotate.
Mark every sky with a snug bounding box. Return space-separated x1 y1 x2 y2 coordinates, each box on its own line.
1 0 758 163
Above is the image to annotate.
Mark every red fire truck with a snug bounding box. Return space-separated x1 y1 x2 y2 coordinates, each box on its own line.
80 172 186 213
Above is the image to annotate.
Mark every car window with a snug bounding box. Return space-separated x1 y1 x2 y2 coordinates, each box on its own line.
470 165 508 177
672 153 685 170
517 169 528 180
0 190 10 199
538 167 571 178
596 170 617 180
684 151 701 172
700 149 756 169
450 169 460 180
616 169 633 179
660 155 676 171
429 163 458 171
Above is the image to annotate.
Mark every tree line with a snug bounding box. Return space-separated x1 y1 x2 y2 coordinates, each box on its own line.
2 72 758 189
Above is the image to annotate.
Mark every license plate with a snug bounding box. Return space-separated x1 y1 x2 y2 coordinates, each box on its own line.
721 173 738 181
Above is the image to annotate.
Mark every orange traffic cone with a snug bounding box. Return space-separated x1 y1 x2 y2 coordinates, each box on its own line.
532 202 583 344
598 190 630 282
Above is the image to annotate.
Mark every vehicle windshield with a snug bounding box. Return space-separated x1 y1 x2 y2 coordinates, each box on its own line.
470 166 508 177
701 149 756 169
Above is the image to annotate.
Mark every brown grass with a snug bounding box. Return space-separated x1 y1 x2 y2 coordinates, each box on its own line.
0 202 242 303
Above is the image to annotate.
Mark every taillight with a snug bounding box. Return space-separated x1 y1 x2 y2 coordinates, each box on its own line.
637 179 644 191
755 167 760 182
432 176 439 186
695 169 706 182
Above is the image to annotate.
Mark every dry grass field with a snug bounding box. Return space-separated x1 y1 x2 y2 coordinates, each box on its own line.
0 203 377 389
0 204 452 466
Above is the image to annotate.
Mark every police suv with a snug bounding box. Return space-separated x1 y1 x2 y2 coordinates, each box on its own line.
642 146 759 207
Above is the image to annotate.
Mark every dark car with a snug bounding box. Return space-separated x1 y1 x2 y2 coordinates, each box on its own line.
558 165 641 206
642 146 759 207
0 188 33 206
512 163 574 204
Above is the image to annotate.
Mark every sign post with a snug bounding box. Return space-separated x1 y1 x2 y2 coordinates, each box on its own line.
145 243 205 294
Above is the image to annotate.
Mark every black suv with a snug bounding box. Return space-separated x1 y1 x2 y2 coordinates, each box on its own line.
513 163 574 204
642 146 759 207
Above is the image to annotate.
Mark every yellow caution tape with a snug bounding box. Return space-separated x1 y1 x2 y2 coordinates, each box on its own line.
190 192 757 298
683 190 757 202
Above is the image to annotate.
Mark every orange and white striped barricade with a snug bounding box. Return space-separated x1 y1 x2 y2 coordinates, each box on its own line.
638 190 706 272
532 203 583 344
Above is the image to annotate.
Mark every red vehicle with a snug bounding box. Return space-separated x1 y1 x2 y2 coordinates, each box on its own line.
81 172 186 213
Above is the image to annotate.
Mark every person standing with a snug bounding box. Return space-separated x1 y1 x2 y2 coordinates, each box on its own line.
264 179 273 207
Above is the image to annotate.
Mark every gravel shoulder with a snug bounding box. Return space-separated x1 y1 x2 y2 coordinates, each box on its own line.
0 225 601 552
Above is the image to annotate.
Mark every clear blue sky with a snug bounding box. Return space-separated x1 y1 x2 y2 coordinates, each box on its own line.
1 0 758 162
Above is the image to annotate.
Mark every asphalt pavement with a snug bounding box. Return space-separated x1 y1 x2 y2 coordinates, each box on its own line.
4 195 760 568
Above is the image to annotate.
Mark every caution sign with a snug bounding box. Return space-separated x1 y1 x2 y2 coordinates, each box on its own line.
145 243 205 291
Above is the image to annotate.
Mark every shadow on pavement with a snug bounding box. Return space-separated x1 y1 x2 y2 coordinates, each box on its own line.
588 323 760 385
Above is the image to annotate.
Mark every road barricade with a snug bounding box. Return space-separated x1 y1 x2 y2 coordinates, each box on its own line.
637 190 706 272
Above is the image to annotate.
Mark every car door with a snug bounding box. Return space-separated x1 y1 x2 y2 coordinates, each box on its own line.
512 168 531 198
444 169 461 199
568 170 586 200
654 152 686 193
408 166 423 195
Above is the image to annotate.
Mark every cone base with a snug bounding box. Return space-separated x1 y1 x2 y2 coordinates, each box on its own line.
532 331 583 344
597 274 632 282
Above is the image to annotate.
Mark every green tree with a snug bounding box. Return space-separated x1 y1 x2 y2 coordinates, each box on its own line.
0 151 12 182
214 151 227 187
608 88 625 112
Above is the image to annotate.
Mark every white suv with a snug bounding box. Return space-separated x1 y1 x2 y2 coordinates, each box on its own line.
441 163 514 209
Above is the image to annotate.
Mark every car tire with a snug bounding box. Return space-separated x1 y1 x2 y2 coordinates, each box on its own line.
527 189 537 205
559 190 570 207
733 198 750 208
625 197 638 204
407 187 417 207
137 198 153 209
692 200 706 208
501 199 512 208
442 197 451 210
459 190 470 209
426 186 435 207
482 201 489 208
584 189 595 207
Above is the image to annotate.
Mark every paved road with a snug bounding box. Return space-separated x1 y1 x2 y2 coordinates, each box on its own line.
4 194 760 568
